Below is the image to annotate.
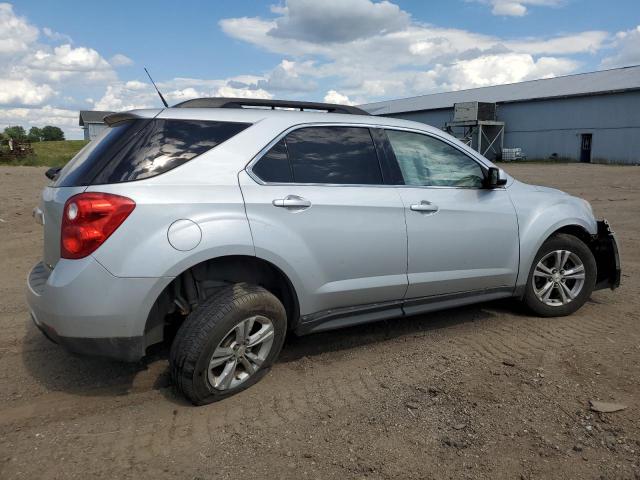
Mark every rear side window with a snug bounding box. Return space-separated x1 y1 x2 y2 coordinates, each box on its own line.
56 119 250 186
252 138 292 183
287 127 382 184
252 126 383 185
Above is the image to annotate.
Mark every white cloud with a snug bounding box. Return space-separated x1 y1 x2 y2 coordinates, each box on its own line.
0 5 128 136
0 78 55 105
0 3 38 54
492 2 527 16
124 80 147 90
268 0 410 43
472 0 564 17
507 31 608 55
219 0 602 101
433 53 578 90
214 85 272 99
25 44 114 81
109 53 134 67
93 83 155 111
93 75 274 111
0 4 117 115
323 90 355 105
601 25 640 68
42 27 72 43
257 60 317 92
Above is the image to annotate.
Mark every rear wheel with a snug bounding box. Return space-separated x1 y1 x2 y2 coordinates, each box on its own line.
170 283 287 405
523 234 596 317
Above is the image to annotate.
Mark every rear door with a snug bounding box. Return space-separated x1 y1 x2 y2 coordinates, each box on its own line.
383 128 519 300
239 125 408 317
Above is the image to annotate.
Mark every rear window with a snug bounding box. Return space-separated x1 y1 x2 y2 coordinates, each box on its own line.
55 119 250 186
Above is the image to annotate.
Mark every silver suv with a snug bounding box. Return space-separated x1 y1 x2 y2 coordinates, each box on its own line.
27 98 620 404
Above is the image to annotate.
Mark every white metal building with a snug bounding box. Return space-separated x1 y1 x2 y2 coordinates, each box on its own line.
360 65 640 164
79 110 114 141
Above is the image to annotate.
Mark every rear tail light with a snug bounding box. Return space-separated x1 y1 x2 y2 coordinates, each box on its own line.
61 192 135 259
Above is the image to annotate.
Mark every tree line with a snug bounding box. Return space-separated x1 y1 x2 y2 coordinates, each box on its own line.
1 125 65 142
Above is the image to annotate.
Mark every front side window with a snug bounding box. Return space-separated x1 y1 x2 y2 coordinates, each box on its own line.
386 130 484 188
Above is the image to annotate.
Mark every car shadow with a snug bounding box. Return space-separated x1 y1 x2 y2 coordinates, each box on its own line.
21 322 169 398
21 298 523 401
279 297 523 363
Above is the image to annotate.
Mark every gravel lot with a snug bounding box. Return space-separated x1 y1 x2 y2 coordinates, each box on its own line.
0 163 638 479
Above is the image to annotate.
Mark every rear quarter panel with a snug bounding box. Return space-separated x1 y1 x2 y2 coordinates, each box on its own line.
86 127 267 278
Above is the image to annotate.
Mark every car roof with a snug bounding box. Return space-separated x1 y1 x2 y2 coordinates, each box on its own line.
125 106 443 135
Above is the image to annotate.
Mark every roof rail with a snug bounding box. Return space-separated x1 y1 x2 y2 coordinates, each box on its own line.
172 97 370 115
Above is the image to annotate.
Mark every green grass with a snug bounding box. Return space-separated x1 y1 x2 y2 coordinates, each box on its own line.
0 140 88 167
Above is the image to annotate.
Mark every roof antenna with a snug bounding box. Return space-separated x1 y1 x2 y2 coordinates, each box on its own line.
144 67 169 108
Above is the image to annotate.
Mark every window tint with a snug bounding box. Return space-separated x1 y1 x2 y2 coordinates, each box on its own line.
285 126 383 185
252 138 292 183
92 119 250 184
386 130 484 188
56 119 250 186
55 120 147 187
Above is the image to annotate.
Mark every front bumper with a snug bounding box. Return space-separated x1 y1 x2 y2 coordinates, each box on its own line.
26 258 170 362
593 220 621 291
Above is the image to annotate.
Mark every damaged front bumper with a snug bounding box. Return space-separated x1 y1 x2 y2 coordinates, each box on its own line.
593 220 621 291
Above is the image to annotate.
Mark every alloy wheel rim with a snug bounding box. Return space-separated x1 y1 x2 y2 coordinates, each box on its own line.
533 249 585 307
207 315 275 391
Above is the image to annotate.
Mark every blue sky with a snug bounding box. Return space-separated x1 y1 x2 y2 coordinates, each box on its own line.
1 0 639 138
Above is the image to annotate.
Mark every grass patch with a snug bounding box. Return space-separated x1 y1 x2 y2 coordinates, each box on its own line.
0 140 88 167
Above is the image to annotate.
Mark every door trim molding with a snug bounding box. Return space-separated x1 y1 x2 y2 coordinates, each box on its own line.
295 286 515 335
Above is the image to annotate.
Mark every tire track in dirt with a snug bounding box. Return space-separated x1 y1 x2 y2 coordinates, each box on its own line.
0 297 632 437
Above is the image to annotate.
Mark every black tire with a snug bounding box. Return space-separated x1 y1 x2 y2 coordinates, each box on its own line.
170 283 286 405
523 233 596 317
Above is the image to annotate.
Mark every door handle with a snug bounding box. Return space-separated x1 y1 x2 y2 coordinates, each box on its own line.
272 195 312 209
410 201 439 213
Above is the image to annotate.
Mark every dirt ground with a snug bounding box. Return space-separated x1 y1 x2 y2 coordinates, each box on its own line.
0 163 638 479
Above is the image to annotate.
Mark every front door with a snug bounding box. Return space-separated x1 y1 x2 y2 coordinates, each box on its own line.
384 128 520 299
580 134 592 163
239 125 408 317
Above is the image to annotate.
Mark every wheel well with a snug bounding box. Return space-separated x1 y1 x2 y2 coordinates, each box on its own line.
144 255 300 348
546 224 613 286
551 225 593 245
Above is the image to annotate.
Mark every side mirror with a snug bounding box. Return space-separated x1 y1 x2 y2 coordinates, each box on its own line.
485 167 507 188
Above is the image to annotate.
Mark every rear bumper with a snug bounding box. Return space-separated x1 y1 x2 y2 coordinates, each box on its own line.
26 258 171 362
593 219 621 291
30 314 144 362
